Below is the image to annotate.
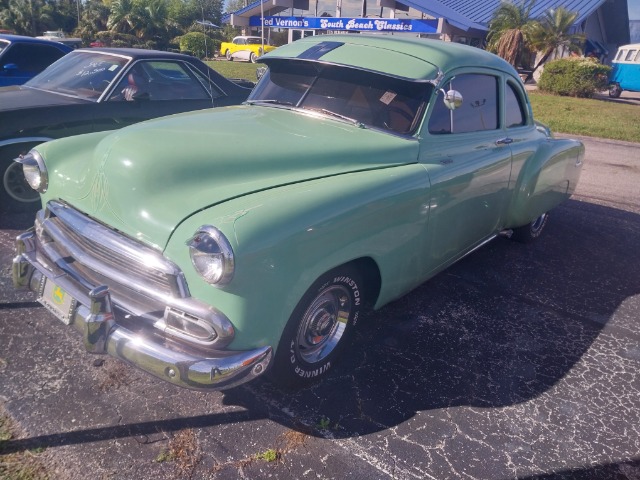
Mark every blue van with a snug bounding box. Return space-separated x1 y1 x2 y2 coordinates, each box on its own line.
609 43 640 98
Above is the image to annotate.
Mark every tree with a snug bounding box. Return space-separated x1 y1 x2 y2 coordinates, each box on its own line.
486 0 537 67
527 7 585 78
107 0 138 34
0 0 54 36
76 0 110 40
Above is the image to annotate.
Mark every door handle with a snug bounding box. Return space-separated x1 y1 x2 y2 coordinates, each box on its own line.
496 137 513 145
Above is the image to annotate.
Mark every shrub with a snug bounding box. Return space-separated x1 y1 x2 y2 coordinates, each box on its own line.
177 32 219 58
538 57 611 98
93 31 139 48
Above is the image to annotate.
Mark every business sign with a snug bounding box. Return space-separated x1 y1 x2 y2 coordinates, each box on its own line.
250 16 438 33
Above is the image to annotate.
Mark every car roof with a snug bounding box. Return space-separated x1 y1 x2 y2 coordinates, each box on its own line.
73 47 203 62
261 34 516 82
0 33 73 51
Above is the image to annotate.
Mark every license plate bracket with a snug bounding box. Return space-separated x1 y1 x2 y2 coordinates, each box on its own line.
38 277 76 325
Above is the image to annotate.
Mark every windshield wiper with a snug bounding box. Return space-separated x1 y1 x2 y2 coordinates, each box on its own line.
298 106 364 128
318 108 365 128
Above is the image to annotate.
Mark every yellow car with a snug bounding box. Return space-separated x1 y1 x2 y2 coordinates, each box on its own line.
220 36 276 63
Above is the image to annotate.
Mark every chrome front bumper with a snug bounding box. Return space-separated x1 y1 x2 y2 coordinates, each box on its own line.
13 230 272 391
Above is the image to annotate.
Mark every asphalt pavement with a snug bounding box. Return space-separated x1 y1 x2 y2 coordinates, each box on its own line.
1 135 639 480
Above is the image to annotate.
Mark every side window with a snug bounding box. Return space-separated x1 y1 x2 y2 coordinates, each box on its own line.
109 61 219 101
625 49 637 61
505 81 526 128
1 43 66 71
429 74 498 134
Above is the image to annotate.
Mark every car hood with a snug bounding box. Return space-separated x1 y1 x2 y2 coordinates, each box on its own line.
0 86 86 110
38 105 420 249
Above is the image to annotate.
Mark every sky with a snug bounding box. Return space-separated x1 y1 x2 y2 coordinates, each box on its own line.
630 0 640 20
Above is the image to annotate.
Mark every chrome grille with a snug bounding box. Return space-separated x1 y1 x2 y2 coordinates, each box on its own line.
36 201 189 300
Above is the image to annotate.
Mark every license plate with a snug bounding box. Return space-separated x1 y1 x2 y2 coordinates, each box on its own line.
38 278 76 325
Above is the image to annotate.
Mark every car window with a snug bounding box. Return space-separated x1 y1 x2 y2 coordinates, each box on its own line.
625 50 637 61
108 60 217 102
0 43 67 72
505 81 526 128
428 74 499 135
26 51 129 101
249 60 432 135
0 40 8 55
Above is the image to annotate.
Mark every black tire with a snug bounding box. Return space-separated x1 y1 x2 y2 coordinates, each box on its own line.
609 84 622 98
225 49 233 61
0 145 42 213
271 266 364 388
511 213 549 243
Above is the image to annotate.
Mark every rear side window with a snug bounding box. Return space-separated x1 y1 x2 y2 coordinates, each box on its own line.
429 74 498 134
505 82 526 128
625 49 637 61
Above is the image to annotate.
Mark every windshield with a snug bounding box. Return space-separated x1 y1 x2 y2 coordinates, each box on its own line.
26 51 130 101
248 60 432 135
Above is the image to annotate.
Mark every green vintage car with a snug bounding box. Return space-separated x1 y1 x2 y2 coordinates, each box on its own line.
12 35 584 390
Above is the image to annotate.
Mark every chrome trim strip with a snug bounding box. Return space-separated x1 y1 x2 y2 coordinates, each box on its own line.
0 137 53 149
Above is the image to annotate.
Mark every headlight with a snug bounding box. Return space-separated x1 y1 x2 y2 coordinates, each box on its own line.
186 225 234 285
19 150 48 193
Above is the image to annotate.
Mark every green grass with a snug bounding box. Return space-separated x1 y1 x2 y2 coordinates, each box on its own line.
207 60 639 144
529 91 640 143
206 59 260 81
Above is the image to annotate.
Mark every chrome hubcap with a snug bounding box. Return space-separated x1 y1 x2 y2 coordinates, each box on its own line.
295 285 352 364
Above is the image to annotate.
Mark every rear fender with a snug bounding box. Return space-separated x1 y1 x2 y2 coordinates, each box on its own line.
506 138 584 228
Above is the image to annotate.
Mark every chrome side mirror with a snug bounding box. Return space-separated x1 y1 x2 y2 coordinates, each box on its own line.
441 89 463 110
256 66 267 80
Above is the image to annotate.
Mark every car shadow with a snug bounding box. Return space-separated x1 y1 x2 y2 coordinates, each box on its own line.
1 199 638 469
222 198 639 437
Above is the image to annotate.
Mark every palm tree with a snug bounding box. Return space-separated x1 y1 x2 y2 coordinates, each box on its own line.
528 7 585 77
108 0 138 34
486 0 537 67
77 0 110 38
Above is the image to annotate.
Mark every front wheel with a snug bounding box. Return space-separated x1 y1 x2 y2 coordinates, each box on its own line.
271 266 364 388
249 52 258 63
511 213 549 243
1 147 41 213
225 49 233 61
609 84 622 98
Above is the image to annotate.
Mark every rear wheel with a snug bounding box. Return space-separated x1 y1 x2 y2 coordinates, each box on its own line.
271 266 364 388
609 84 622 98
511 213 549 243
225 49 233 61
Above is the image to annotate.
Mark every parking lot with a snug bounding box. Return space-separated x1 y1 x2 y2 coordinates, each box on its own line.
1 134 639 479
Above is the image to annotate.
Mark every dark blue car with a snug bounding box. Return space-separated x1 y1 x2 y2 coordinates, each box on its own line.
0 34 72 87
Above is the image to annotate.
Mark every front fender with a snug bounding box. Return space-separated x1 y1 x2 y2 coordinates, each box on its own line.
506 138 584 228
164 165 431 353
